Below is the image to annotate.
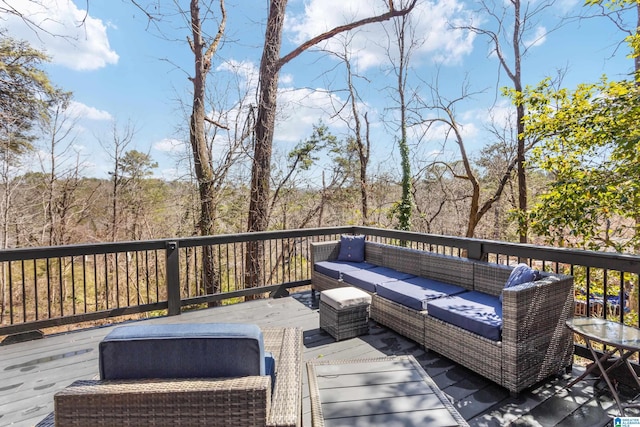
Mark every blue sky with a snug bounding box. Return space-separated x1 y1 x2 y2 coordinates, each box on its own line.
2 0 635 181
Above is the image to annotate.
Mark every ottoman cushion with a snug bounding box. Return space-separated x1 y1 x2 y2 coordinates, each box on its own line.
321 287 372 310
99 323 266 380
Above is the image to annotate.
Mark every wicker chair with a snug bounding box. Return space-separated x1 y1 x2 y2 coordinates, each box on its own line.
36 327 303 427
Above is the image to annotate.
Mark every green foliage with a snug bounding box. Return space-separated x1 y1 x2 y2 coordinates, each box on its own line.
521 77 640 251
118 150 158 180
395 136 413 231
287 121 363 189
0 35 59 155
288 122 339 169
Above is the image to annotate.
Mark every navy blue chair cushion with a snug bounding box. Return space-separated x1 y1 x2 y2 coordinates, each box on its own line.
337 234 366 262
376 277 467 311
427 291 503 341
501 263 541 301
314 260 376 280
342 266 415 293
99 323 265 380
265 351 276 390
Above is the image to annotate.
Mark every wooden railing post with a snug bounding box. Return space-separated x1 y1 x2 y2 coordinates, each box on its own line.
166 241 181 316
467 241 487 261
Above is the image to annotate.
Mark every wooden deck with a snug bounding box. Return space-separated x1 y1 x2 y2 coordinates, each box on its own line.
1 291 637 427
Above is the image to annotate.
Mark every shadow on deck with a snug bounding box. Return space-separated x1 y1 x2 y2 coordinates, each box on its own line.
1 291 636 427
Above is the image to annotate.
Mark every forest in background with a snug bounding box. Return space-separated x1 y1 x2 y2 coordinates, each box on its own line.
1 0 639 257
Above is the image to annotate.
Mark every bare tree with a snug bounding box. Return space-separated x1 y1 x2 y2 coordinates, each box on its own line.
100 120 137 242
38 94 93 246
327 38 371 225
245 0 418 295
186 0 227 299
418 78 518 238
381 3 422 231
459 0 557 242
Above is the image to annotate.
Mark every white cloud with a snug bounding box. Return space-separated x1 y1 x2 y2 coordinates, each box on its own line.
68 101 112 121
524 26 547 49
3 0 119 71
275 87 350 143
216 60 260 91
215 61 352 144
280 73 294 85
285 0 478 69
153 138 184 153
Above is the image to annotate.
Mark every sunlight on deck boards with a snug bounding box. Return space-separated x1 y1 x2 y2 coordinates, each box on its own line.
1 291 637 427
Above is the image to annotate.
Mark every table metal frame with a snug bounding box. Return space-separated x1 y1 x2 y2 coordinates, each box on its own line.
566 318 640 416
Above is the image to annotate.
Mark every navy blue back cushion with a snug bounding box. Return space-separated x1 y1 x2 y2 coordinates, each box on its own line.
99 323 265 380
337 235 366 262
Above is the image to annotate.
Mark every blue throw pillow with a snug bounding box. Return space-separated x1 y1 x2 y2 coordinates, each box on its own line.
500 263 541 302
337 234 366 262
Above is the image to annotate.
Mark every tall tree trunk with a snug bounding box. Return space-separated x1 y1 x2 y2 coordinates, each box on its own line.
513 0 527 243
188 0 226 302
396 12 412 232
359 114 370 224
245 0 286 297
245 0 418 296
343 50 370 225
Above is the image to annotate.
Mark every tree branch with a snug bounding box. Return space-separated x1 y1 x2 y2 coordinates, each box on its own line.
278 0 418 69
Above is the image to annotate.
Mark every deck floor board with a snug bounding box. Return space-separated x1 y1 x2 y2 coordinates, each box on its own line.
0 290 638 427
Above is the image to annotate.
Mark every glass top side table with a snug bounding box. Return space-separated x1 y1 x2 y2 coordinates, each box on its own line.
566 317 640 416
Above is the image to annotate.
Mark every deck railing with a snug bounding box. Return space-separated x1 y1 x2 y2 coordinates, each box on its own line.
2 226 639 346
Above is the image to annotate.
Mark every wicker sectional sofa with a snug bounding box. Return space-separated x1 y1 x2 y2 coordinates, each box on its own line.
311 239 574 394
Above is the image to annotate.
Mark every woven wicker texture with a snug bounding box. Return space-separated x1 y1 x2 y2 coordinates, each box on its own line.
422 252 474 289
54 378 270 427
424 315 504 386
424 269 574 393
500 274 574 392
363 242 383 266
311 270 348 294
310 241 341 265
310 241 347 295
40 327 302 427
370 295 425 345
310 240 575 394
473 262 512 296
319 300 370 341
379 243 424 276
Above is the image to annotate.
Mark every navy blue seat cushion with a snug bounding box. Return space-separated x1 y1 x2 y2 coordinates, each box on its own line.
337 234 366 262
427 291 503 341
376 277 467 311
501 263 541 301
342 266 415 293
314 260 376 280
99 323 266 380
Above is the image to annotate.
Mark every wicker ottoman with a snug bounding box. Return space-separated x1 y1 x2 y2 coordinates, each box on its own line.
320 287 372 341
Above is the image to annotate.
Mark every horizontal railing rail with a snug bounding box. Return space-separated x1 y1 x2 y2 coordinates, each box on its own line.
2 226 639 362
0 228 350 337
